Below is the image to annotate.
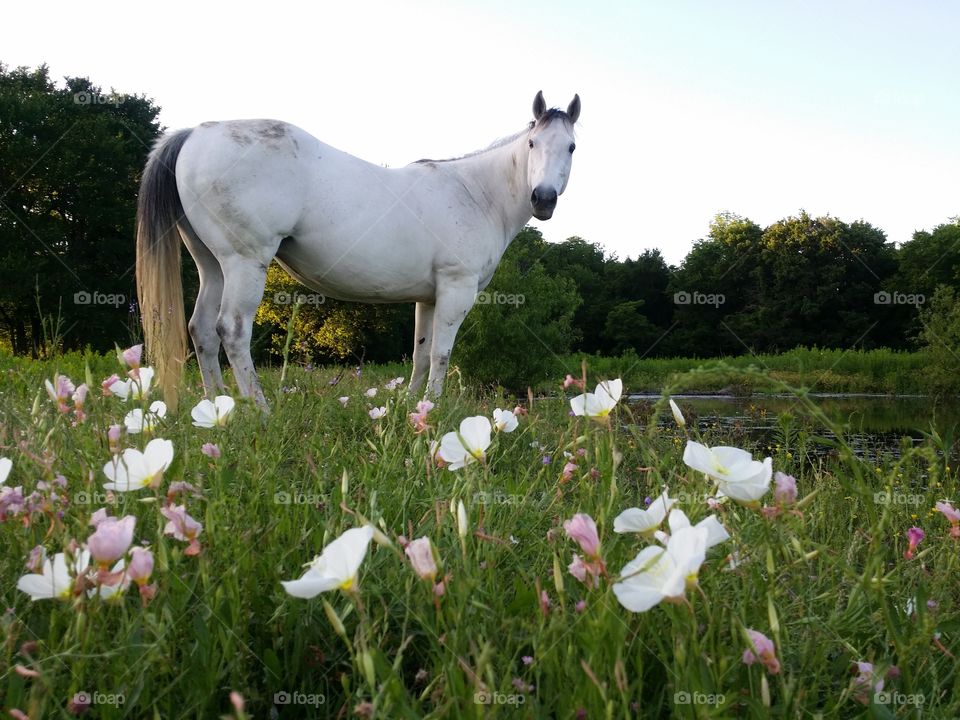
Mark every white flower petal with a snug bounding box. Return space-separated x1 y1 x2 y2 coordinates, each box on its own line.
695 515 730 549
282 526 374 597
569 393 588 416
612 546 672 612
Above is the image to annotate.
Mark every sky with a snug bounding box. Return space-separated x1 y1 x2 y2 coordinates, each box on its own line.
2 0 958 265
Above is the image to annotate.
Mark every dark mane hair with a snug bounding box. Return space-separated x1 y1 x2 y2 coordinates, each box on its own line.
534 107 574 130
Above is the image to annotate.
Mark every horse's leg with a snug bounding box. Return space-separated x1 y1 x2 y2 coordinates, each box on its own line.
216 257 272 411
181 228 226 395
426 277 478 397
409 301 435 394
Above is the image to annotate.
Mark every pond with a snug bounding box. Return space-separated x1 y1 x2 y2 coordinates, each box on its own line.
629 394 960 462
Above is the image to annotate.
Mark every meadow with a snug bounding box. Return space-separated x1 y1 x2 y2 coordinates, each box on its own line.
0 349 958 719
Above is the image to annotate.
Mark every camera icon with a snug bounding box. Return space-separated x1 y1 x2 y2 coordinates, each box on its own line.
674 691 691 705
73 92 91 105
874 691 892 704
73 691 91 705
274 491 291 505
475 291 491 305
874 291 891 305
274 691 291 705
873 492 889 505
673 291 691 305
74 291 92 305
474 691 491 704
74 491 90 505
273 291 291 305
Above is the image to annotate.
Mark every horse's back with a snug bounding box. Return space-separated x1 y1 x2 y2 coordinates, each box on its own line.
173 118 501 301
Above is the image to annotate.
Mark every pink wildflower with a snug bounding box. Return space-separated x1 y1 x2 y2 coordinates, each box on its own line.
405 537 437 581
935 501 960 539
904 526 924 560
161 504 203 556
742 629 781 674
121 344 142 370
101 374 120 396
86 515 136 566
563 513 600 558
408 400 434 434
773 472 797 505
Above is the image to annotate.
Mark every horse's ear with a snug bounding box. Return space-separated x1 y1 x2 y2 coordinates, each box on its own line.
532 90 547 121
567 94 581 124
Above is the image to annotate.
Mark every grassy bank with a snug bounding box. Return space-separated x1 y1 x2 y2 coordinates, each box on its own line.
0 352 957 718
560 347 933 396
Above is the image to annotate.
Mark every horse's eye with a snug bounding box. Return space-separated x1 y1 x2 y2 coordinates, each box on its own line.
528 139 534 149
569 143 576 153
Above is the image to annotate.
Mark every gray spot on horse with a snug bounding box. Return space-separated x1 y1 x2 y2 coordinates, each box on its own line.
418 337 426 345
200 121 219 128
258 122 287 140
229 126 253 146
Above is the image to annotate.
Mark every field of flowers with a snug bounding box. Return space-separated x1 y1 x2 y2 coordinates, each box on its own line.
1 348 958 719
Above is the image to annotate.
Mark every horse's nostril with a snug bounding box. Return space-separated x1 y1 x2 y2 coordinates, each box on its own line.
531 188 557 207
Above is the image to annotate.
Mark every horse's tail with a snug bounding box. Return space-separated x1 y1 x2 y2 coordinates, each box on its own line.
136 128 194 411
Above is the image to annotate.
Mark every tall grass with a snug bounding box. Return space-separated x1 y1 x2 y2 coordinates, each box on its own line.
0 354 957 718
562 347 932 395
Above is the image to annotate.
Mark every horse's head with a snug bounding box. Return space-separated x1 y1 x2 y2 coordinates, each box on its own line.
527 90 580 221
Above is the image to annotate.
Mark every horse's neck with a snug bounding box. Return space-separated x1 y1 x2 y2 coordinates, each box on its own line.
450 134 532 251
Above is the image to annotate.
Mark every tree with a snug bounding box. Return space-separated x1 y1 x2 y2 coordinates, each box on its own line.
667 213 763 356
254 263 413 365
895 219 960 298
745 213 896 351
917 285 960 395
538 236 608 353
605 250 673 330
601 300 662 356
0 63 161 355
452 227 581 391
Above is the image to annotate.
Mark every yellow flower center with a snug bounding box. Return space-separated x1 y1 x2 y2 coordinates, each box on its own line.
339 576 355 592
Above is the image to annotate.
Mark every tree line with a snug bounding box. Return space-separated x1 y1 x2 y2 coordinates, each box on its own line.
2 63 958 388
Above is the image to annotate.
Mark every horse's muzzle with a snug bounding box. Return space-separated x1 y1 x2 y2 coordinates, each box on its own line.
531 187 557 221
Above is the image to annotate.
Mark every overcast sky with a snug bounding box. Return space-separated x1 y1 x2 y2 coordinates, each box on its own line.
3 0 958 264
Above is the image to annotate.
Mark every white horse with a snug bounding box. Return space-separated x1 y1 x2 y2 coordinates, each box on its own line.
136 91 580 409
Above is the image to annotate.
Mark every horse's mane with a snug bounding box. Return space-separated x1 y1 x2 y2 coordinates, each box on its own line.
413 109 573 165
